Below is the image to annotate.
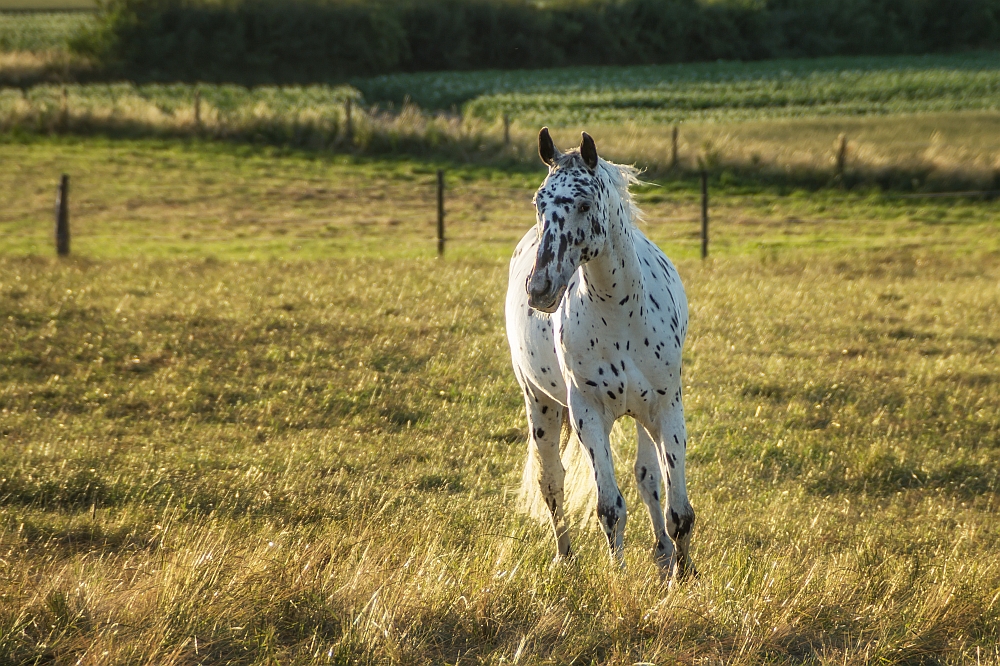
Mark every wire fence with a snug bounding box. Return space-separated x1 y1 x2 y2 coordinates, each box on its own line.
8 165 1000 258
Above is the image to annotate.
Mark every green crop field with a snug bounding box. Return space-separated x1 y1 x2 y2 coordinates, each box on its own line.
357 52 1000 123
0 0 93 9
0 11 92 52
2 136 1000 663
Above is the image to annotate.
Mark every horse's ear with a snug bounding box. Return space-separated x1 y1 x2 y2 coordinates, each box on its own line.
538 127 557 166
580 132 598 170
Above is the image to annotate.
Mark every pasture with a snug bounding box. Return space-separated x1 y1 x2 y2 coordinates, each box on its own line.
2 137 1000 663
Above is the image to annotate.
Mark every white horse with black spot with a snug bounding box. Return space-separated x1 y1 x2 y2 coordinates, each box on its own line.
505 128 696 579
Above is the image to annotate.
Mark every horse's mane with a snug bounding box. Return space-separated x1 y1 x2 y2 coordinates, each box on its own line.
555 151 644 228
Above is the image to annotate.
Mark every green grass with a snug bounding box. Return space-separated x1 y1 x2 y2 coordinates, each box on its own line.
2 137 1000 664
0 11 92 52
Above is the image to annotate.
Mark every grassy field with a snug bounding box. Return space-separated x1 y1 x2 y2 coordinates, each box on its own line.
5 136 1000 259
7 52 1000 185
2 137 1000 663
9 87 1000 189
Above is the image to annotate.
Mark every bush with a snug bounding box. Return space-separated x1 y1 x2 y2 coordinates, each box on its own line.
73 0 1000 84
73 0 408 83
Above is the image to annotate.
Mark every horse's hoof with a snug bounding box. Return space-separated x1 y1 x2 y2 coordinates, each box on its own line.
551 550 575 567
671 561 698 583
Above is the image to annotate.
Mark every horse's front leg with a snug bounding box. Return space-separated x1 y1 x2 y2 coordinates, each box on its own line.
569 393 625 565
659 400 696 580
523 385 571 561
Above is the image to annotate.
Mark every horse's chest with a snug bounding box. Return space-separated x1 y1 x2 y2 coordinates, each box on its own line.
554 310 680 423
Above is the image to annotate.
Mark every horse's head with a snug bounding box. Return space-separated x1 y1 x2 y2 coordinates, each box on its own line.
526 128 608 313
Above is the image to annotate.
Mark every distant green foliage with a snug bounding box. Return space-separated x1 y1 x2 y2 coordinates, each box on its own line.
0 11 93 52
75 0 1000 84
72 0 409 83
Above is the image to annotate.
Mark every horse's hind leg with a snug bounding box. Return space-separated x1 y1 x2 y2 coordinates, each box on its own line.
659 401 696 580
523 386 571 560
634 424 673 577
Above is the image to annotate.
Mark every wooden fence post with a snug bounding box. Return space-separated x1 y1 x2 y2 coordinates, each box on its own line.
671 125 679 168
60 86 69 131
437 170 446 257
194 88 201 127
55 174 70 256
700 170 709 260
836 133 848 179
503 114 510 145
345 99 353 143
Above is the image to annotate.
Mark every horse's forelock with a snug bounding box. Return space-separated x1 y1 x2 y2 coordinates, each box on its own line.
547 150 644 228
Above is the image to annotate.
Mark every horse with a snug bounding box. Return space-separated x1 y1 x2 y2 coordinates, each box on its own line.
505 128 695 579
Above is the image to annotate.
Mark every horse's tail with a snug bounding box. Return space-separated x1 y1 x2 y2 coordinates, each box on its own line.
518 410 599 528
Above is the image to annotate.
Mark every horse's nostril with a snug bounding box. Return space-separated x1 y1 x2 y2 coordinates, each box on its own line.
532 276 551 297
528 272 551 299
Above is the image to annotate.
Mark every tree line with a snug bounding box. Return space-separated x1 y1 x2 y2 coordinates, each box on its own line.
73 0 1000 84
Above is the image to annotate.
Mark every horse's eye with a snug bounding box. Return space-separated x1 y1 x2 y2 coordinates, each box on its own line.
578 203 591 214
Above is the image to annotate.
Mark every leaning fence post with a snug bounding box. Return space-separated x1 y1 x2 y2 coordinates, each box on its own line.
437 170 446 257
671 125 679 169
700 170 709 260
55 174 70 256
503 114 511 145
835 133 848 179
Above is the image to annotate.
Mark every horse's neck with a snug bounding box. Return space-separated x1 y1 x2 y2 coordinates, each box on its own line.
581 200 642 303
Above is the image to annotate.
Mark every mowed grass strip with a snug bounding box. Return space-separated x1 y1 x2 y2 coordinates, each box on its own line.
1 138 1000 663
1 247 999 663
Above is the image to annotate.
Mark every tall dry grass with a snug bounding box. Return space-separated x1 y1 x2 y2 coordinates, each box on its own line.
570 112 1000 188
1 140 1000 664
0 85 512 160
1 247 999 664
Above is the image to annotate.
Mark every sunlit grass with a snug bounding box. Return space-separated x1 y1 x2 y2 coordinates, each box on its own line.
4 136 1000 261
1 138 1000 663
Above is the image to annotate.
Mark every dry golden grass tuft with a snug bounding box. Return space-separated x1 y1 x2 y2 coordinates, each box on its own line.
0 50 92 86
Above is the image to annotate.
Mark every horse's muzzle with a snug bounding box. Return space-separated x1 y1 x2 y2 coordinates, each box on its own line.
527 272 565 313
